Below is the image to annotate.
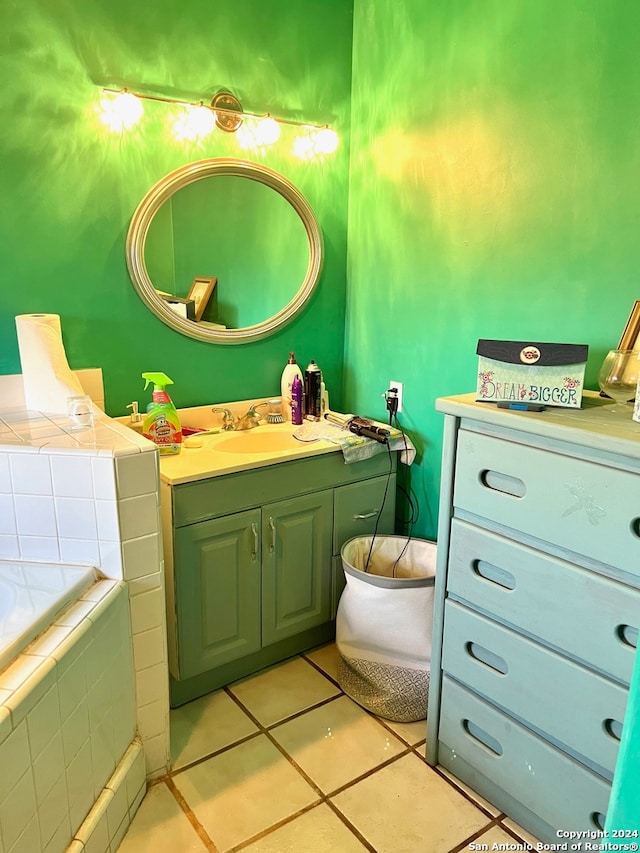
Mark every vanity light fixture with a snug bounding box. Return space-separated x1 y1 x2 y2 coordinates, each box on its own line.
99 87 338 158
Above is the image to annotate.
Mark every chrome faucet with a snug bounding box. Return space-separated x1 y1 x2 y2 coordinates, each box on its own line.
235 402 268 431
211 407 235 431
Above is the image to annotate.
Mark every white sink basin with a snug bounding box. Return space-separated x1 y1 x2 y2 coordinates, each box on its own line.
214 431 301 454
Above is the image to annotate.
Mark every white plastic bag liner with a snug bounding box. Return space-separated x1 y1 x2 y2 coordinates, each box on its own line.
336 535 436 722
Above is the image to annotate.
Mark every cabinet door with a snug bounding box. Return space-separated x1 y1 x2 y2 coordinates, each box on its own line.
262 491 333 646
175 509 261 679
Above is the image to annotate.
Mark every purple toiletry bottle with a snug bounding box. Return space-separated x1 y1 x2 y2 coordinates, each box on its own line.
291 374 303 425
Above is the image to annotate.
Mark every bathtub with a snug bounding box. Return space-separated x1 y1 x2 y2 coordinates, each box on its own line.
0 561 145 853
0 559 96 672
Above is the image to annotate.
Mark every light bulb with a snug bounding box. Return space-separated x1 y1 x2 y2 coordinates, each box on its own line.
256 116 281 145
313 127 339 154
292 133 315 160
172 104 215 141
236 119 260 151
99 91 143 132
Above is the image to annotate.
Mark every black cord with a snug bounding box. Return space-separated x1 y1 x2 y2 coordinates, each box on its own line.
391 413 418 576
364 441 394 573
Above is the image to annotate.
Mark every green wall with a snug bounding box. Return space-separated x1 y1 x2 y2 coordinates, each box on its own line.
0 0 353 416
346 0 640 539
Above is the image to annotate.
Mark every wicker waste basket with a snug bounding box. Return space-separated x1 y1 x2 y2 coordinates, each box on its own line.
336 535 436 722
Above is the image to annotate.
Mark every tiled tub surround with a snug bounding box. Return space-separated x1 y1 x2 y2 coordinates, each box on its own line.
0 403 170 780
0 578 145 853
0 561 96 670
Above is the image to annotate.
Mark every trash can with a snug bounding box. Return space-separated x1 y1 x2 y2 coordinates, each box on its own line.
336 535 436 723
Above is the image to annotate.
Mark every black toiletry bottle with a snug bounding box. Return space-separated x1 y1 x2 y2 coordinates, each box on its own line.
304 360 322 420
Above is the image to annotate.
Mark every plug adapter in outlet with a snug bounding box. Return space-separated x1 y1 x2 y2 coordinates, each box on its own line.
389 380 403 413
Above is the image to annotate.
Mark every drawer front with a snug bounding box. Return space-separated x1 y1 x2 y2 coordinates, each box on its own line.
448 520 640 684
442 601 627 775
453 429 640 577
333 474 396 555
439 676 611 834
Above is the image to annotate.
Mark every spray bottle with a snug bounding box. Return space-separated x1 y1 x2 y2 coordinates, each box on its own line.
141 372 182 455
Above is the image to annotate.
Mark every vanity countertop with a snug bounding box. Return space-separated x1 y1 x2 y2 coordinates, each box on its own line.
437 390 640 459
157 421 340 485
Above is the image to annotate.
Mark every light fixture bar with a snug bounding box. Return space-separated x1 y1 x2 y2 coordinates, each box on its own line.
100 87 332 132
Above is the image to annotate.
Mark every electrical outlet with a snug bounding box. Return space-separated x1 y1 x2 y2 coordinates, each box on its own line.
389 380 403 413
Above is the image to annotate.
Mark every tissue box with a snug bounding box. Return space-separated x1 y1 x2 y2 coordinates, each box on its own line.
476 340 588 408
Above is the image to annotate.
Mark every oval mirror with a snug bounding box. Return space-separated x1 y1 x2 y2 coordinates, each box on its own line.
126 158 323 344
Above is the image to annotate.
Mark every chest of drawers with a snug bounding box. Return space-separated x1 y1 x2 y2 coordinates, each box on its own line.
426 392 640 843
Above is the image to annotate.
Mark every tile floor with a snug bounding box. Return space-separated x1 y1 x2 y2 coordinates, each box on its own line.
118 644 541 853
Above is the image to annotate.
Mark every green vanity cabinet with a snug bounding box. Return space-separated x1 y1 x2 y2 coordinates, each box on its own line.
163 449 397 706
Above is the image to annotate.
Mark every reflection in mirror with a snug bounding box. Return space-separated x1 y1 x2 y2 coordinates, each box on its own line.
145 176 308 329
126 159 323 344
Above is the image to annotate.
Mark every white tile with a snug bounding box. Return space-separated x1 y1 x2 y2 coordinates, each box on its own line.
90 714 116 795
14 495 57 536
97 539 123 579
27 682 61 757
56 497 98 540
105 780 128 843
42 811 71 853
137 699 167 741
242 803 369 853
135 664 168 708
0 721 30 802
0 534 20 558
116 453 158 499
129 587 164 635
132 627 165 671
91 457 116 500
118 494 159 540
95 500 120 541
9 453 52 495
62 697 90 765
143 732 169 778
18 535 60 561
0 453 11 492
118 782 207 853
50 454 94 498
32 735 65 809
0 704 12 744
127 571 162 597
5 815 40 853
0 767 37 850
124 744 146 809
76 806 110 853
59 538 101 565
122 533 161 581
66 738 94 831
0 495 16 534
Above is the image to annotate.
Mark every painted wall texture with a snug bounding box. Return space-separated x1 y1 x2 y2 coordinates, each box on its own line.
0 0 353 416
346 1 640 539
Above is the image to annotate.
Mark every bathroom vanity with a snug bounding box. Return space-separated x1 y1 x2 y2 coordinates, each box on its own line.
158 422 397 706
426 392 640 842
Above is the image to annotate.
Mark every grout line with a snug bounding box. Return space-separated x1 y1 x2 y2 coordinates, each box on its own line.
227 801 324 852
446 817 504 853
169 729 263 778
324 799 379 853
431 764 503 821
165 777 220 852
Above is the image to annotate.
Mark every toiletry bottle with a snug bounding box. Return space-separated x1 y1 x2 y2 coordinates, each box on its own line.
141 372 183 455
304 360 322 420
291 374 303 425
281 352 303 422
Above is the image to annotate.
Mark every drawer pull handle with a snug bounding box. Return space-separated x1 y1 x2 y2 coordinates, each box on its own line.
465 641 509 675
268 517 276 552
632 518 640 538
591 813 606 832
604 718 623 742
250 523 258 560
353 511 378 520
480 469 526 498
472 559 516 591
462 719 504 756
616 624 638 649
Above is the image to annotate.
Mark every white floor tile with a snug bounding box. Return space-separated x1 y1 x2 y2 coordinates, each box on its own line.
172 733 319 852
170 689 259 770
117 782 207 852
242 803 369 852
228 657 340 726
305 642 339 682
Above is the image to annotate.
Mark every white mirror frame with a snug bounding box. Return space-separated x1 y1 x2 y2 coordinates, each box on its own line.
126 158 324 344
